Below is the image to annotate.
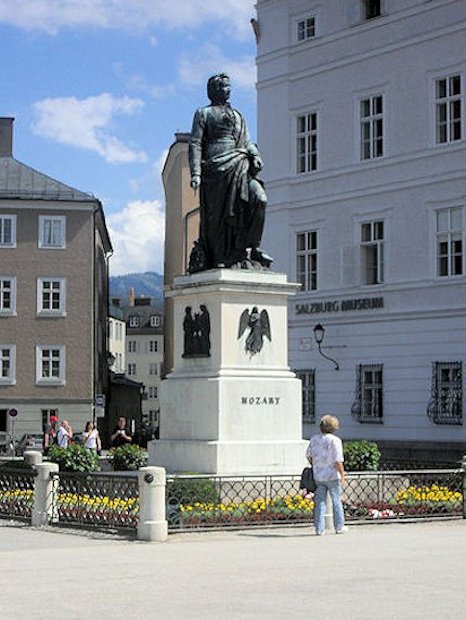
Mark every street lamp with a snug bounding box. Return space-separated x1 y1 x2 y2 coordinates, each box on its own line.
313 323 339 371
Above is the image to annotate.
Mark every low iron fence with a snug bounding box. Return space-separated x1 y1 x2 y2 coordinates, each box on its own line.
166 467 465 531
0 467 37 521
0 464 464 533
49 472 139 530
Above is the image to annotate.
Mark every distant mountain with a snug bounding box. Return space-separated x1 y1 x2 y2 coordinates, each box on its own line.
109 271 164 306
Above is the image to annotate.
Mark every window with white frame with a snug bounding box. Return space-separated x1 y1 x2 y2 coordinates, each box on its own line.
127 340 138 353
297 16 315 41
296 231 318 291
427 361 462 425
148 386 158 399
149 363 158 376
360 95 383 160
0 277 15 314
351 364 383 422
127 363 137 376
361 221 384 285
0 215 16 247
128 315 139 328
36 346 65 384
435 74 462 144
37 278 66 315
436 207 463 277
149 340 158 353
0 345 15 384
296 369 315 422
38 216 66 249
296 112 318 173
150 315 161 328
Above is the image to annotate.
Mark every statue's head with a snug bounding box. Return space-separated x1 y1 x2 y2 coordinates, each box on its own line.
207 73 231 104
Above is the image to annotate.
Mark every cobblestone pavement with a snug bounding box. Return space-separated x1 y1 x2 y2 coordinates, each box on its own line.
1 519 465 619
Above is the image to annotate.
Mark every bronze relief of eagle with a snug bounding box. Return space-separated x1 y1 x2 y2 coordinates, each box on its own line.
238 307 271 355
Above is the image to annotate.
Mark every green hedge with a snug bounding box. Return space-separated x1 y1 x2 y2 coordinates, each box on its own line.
109 444 148 471
344 440 381 471
47 445 100 473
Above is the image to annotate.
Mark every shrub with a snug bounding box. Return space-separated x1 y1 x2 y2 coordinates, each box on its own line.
109 444 148 471
344 440 381 471
47 445 100 473
167 477 220 506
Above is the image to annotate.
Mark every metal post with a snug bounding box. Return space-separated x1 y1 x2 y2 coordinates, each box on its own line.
32 462 59 526
137 466 168 542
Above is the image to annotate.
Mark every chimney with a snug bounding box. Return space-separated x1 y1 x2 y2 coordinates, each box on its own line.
0 118 14 157
129 287 135 306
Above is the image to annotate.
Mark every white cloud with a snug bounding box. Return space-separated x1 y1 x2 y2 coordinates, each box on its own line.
107 199 165 275
0 0 256 38
31 94 147 164
178 43 256 91
113 63 176 100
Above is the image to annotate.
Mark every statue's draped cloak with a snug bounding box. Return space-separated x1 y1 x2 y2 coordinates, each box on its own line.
189 104 260 267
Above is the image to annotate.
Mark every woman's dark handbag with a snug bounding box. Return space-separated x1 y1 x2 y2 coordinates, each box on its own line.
299 466 316 493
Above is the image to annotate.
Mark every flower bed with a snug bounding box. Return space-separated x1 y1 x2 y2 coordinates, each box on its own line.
57 492 139 527
345 484 463 520
177 494 314 528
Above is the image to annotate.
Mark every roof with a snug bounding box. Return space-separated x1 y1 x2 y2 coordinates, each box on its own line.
0 155 96 202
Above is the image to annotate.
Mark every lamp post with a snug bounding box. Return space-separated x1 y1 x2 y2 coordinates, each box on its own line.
313 323 339 371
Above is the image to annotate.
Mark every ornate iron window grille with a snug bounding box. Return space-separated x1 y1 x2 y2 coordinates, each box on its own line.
295 369 316 422
351 363 383 423
427 361 463 425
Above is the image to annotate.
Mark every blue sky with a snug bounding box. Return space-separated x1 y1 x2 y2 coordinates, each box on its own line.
0 0 258 275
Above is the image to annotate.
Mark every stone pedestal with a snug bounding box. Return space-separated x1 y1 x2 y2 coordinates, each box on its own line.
149 269 307 475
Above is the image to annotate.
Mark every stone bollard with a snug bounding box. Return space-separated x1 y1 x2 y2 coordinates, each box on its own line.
137 466 168 542
32 462 59 527
24 450 43 468
325 492 334 532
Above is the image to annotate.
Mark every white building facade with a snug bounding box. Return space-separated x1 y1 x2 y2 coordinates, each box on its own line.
257 0 466 458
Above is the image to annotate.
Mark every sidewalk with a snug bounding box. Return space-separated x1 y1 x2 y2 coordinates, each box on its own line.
1 519 465 619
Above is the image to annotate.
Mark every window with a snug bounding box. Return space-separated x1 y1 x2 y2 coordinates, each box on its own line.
149 340 158 353
37 278 66 315
148 386 158 399
0 277 15 314
149 363 158 376
364 0 381 20
351 364 383 422
361 221 384 284
0 345 15 384
128 340 138 353
427 362 462 425
128 316 139 328
0 410 7 433
0 215 16 247
360 95 383 160
128 363 137 376
38 216 66 249
41 409 58 431
435 75 462 144
436 207 463 277
296 369 315 422
296 112 318 173
296 231 318 291
297 16 315 41
36 346 65 384
150 315 161 328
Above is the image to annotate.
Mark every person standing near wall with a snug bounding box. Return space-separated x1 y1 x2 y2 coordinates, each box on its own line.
306 415 347 536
